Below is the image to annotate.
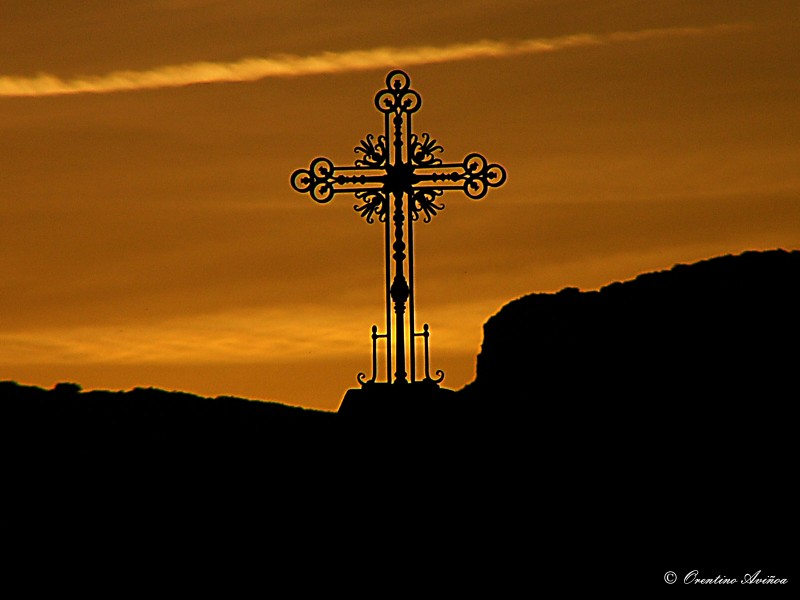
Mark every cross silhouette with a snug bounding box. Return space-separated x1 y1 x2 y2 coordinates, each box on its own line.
291 70 506 389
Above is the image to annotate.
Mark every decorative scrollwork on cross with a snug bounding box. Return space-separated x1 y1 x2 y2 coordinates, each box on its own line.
290 70 507 387
290 157 337 203
410 189 444 223
355 134 388 168
354 190 387 224
409 133 443 167
374 70 422 115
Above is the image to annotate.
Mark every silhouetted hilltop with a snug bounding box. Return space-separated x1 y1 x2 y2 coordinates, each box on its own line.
3 250 796 585
463 248 799 404
4 249 797 434
454 250 797 577
0 381 333 453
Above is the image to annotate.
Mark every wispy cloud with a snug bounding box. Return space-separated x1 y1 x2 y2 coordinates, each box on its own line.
0 24 746 97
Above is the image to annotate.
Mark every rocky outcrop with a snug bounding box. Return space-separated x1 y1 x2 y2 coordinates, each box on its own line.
463 249 799 406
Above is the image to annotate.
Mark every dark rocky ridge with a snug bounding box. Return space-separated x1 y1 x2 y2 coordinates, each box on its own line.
454 249 798 579
2 249 796 586
3 249 796 437
464 248 798 404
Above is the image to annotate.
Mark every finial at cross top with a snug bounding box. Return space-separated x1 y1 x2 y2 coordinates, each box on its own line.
291 70 506 388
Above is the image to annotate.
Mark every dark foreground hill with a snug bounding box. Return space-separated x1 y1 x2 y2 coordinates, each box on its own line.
465 248 799 403
3 249 796 435
0 380 333 446
2 249 797 590
460 248 797 460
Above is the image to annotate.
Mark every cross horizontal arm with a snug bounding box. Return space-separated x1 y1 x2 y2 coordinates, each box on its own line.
413 153 507 200
290 157 388 203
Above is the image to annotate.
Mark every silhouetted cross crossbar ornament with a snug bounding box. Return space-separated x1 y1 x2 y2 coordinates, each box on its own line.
291 70 506 387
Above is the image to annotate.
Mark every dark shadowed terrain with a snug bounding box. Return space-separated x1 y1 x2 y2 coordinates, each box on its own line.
457 249 797 588
2 249 796 592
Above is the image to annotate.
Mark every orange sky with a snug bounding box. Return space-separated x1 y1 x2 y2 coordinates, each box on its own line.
2 1 798 410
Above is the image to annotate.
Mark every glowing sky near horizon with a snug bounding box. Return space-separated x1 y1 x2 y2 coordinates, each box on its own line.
1 1 798 410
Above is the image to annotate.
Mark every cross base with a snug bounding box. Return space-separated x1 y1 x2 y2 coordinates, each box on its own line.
338 380 457 419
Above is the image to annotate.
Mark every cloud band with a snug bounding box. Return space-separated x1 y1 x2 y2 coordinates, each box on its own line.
0 24 745 97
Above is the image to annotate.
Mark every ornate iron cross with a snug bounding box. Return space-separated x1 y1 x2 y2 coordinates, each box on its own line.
291 70 506 387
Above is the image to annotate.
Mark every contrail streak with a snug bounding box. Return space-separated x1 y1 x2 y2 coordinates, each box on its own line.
0 24 745 97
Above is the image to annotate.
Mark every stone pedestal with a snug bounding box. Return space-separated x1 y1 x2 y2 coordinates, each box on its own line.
338 380 457 418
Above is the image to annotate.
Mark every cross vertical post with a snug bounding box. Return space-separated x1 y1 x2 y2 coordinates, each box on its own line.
291 70 506 391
